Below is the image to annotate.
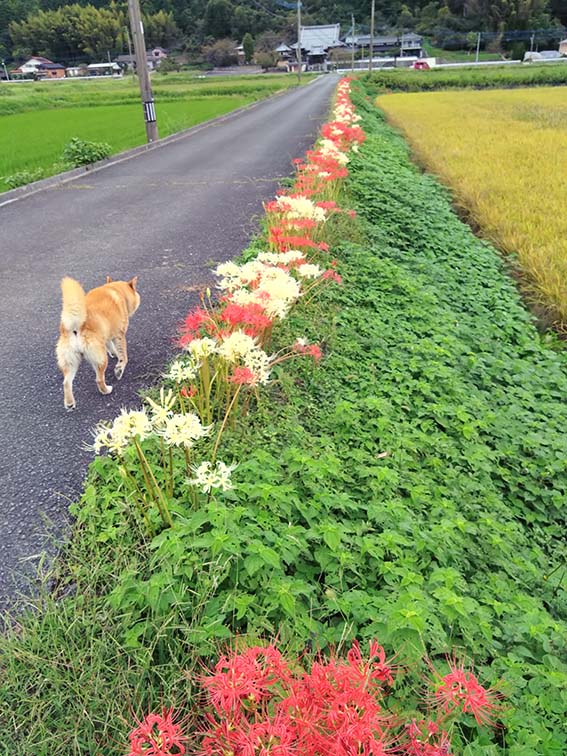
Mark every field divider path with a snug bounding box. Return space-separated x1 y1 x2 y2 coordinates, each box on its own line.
0 73 338 610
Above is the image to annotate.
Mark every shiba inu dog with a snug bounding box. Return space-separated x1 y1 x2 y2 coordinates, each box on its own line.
56 276 140 409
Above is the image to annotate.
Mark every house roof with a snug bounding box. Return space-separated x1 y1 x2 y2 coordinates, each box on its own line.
299 24 342 53
38 62 65 69
276 43 292 52
115 53 159 63
87 62 121 69
27 56 54 64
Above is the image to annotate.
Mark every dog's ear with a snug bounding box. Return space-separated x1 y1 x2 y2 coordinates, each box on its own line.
128 276 138 291
106 276 113 283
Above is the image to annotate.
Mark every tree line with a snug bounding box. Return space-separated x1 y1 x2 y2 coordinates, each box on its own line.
1 0 566 64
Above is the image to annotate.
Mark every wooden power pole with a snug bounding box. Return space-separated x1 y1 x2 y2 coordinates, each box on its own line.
127 0 158 143
368 0 375 73
296 0 302 85
351 15 355 72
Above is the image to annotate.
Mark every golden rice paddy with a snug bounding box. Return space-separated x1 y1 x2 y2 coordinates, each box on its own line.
378 86 567 327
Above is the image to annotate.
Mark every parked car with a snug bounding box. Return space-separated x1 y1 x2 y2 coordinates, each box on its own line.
412 60 430 70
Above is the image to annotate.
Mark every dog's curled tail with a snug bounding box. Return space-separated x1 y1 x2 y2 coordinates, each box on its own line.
60 277 87 333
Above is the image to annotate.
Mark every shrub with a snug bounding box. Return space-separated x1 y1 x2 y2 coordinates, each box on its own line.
62 137 112 167
202 38 238 68
3 167 44 189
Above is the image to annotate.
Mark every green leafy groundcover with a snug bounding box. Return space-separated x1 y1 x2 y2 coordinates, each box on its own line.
1 83 566 754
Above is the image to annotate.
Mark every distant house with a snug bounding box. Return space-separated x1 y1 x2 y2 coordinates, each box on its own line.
87 62 122 76
36 62 66 79
115 48 168 72
11 56 57 78
559 39 567 56
344 33 423 57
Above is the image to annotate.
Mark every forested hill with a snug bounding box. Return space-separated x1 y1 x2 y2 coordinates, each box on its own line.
1 0 566 63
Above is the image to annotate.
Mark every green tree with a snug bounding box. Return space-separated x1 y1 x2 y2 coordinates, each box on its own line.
242 31 253 63
203 0 232 38
398 3 415 29
143 9 179 47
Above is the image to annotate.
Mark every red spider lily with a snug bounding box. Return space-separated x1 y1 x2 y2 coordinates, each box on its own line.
315 200 339 211
293 341 323 362
277 648 392 756
278 218 319 231
320 121 366 150
220 302 273 332
179 307 218 347
180 385 197 398
322 269 342 284
238 715 298 756
128 708 187 756
432 658 501 727
229 366 259 385
268 228 325 253
346 639 396 688
199 714 243 756
405 720 452 756
201 645 292 715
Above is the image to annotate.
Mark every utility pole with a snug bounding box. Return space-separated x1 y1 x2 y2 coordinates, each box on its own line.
475 32 481 62
1 59 9 81
127 0 158 143
368 0 375 73
530 33 535 52
296 0 302 85
351 14 355 72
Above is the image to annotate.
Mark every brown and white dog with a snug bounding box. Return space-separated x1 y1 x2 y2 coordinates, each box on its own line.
56 276 140 409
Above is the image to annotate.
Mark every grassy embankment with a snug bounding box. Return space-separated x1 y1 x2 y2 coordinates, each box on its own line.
366 62 567 91
422 39 502 62
377 86 567 328
1 81 566 754
0 73 308 187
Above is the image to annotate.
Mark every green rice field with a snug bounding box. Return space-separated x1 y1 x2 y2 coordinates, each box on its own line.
0 73 305 189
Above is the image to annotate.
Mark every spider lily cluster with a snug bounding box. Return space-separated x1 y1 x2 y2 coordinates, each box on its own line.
127 640 501 756
90 79 361 534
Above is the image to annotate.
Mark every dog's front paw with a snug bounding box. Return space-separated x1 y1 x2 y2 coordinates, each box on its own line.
65 402 76 411
114 364 125 380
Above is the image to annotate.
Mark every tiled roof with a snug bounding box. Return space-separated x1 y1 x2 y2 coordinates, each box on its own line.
300 24 341 53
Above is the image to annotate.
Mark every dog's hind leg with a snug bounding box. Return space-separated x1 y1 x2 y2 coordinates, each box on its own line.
56 340 81 410
85 341 113 396
113 333 128 380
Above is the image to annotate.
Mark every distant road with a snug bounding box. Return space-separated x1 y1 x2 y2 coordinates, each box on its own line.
0 74 339 610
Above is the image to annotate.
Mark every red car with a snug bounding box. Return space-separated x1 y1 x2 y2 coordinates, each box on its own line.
412 60 430 70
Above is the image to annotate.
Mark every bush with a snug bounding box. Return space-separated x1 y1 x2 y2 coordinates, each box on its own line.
255 51 277 70
3 167 44 189
62 137 112 168
201 38 238 67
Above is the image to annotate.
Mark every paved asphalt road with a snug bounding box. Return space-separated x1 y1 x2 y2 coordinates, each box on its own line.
0 74 339 610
